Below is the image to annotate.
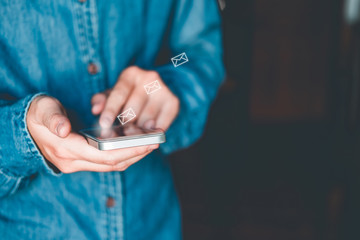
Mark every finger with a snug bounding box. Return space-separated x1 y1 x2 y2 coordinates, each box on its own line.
99 80 133 128
115 151 152 170
70 151 152 172
155 101 179 131
99 127 117 139
143 119 156 129
91 92 108 115
99 144 159 165
136 98 162 127
42 103 71 138
73 138 159 165
121 88 148 125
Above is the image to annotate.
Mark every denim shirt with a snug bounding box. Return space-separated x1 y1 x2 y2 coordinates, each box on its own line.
0 0 224 239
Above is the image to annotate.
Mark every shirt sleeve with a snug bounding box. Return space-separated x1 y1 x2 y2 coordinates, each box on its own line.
155 0 225 154
0 93 57 197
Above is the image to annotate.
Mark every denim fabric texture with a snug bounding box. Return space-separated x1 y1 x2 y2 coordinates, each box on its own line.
0 0 225 239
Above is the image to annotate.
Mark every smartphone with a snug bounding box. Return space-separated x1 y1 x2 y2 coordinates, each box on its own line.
79 124 165 150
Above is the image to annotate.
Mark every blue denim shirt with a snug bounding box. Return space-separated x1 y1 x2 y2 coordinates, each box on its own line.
0 0 224 239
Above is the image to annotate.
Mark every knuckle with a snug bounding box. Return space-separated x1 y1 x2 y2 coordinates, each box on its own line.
111 88 127 101
145 105 158 116
39 96 60 107
32 96 46 108
44 112 67 130
104 155 117 165
147 71 160 80
51 97 62 106
124 66 139 76
172 96 180 107
115 162 129 171
36 95 52 104
48 113 61 125
128 65 139 71
114 166 124 171
166 95 180 109
106 160 117 166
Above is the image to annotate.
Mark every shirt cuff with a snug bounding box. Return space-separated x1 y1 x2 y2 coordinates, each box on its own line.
2 93 61 178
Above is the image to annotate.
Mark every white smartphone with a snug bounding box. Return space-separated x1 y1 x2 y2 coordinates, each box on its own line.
79 124 165 150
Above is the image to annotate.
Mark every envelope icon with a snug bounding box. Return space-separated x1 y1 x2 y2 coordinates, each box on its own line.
144 80 161 95
171 52 189 67
117 108 136 125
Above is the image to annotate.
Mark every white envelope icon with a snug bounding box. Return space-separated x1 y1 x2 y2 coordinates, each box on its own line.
171 52 189 67
144 80 161 95
117 108 136 125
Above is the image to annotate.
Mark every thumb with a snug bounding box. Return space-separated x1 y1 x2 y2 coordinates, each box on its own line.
42 101 71 138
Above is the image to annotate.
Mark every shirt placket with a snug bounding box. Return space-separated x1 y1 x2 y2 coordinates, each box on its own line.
100 170 124 240
71 0 124 239
104 171 124 240
72 0 104 94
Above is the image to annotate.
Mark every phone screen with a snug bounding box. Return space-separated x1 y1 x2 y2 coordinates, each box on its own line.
80 124 163 140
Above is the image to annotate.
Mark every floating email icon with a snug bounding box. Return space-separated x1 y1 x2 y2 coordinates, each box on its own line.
171 52 189 67
144 80 161 95
117 107 136 125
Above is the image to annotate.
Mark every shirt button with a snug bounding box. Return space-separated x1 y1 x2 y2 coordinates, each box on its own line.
87 62 98 75
106 197 116 208
30 173 37 180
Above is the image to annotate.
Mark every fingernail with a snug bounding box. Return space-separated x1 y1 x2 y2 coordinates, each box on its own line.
100 116 112 128
56 122 63 136
144 120 156 129
92 104 99 112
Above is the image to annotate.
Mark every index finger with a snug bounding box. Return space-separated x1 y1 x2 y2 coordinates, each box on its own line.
99 79 133 128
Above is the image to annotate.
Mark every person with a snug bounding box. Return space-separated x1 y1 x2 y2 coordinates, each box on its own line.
0 0 225 239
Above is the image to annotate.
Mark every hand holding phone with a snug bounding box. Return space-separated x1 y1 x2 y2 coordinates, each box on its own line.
27 96 158 173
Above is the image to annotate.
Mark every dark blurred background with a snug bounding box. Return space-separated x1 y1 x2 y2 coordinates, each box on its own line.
169 0 360 239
